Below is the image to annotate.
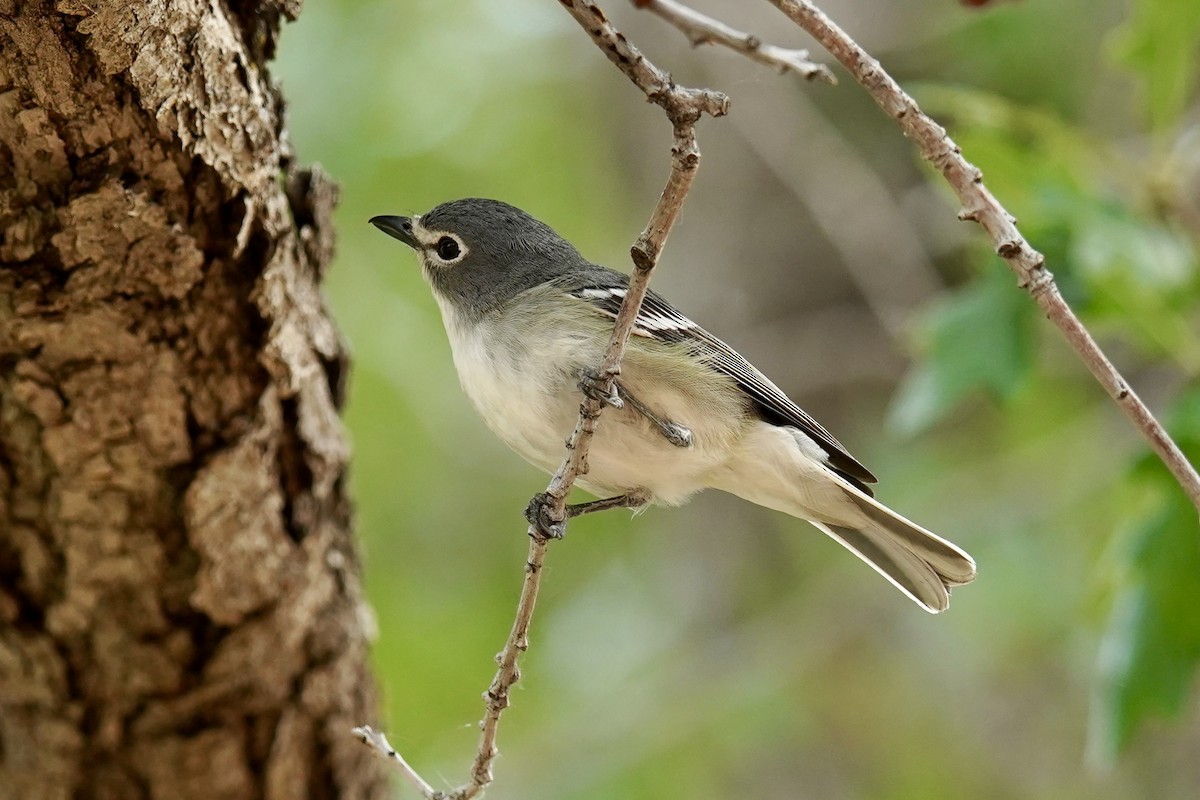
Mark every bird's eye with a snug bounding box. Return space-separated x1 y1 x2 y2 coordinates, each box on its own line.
436 236 461 261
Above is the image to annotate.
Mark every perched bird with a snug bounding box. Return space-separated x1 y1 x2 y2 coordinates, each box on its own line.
371 198 976 612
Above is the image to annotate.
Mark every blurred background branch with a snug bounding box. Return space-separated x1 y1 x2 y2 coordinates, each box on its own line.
354 726 437 798
634 0 836 83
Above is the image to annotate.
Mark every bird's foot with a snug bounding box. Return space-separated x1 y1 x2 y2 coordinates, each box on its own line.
577 367 623 409
524 489 653 540
657 420 693 449
614 385 693 448
524 492 566 540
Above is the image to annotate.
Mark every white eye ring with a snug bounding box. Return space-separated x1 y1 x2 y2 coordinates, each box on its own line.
431 234 466 264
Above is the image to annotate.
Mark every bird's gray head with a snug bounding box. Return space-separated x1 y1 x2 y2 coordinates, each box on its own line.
370 198 587 318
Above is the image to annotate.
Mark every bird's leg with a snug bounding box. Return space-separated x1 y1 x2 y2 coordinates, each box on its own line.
614 384 693 448
524 489 651 540
564 488 651 519
576 367 692 448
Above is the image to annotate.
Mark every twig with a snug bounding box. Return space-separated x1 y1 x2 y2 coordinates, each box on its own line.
632 0 835 83
355 3 727 798
456 534 543 799
353 726 440 800
766 0 1200 514
557 0 730 128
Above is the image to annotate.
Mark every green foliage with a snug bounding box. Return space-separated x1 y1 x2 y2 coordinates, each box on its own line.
894 83 1200 430
890 266 1037 435
901 5 1200 757
1092 390 1200 760
1111 0 1200 131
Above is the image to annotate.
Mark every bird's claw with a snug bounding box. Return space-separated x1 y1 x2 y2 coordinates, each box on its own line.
577 367 623 409
662 422 693 448
524 492 566 540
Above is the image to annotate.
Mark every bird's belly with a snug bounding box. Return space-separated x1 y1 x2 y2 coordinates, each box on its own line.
472 384 727 504
446 312 738 506
462 371 729 505
452 348 569 474
581 410 730 504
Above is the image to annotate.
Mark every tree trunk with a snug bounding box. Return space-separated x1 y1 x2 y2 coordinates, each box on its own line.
0 2 388 798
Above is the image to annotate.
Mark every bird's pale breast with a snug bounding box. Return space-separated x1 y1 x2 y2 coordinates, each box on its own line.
439 297 748 504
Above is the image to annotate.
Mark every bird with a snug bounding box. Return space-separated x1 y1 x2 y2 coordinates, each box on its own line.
370 198 976 613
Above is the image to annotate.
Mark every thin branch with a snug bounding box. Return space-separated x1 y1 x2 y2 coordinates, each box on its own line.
632 0 835 83
457 534 543 798
353 727 440 800
355 2 727 798
557 0 730 127
766 0 1200 514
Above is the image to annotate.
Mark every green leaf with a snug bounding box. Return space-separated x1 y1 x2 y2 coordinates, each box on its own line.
1090 387 1200 763
1068 204 1200 371
911 84 1115 222
912 84 1200 369
890 267 1037 435
1111 0 1200 131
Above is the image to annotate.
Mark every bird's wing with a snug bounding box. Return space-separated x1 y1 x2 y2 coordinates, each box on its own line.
558 270 878 492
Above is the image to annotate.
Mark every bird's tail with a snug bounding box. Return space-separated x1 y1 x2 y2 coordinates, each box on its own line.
812 486 976 613
711 423 976 612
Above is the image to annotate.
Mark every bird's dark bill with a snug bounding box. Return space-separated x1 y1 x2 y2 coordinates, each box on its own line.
369 215 418 249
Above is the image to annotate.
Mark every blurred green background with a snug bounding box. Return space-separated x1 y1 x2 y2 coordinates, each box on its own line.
274 0 1200 797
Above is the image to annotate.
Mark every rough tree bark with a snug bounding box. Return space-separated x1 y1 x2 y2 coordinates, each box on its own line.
0 2 388 798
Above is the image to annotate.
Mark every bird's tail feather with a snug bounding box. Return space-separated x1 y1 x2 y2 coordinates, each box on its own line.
815 486 976 614
843 488 977 586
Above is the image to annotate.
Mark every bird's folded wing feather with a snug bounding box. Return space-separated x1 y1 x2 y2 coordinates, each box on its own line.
556 269 878 492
